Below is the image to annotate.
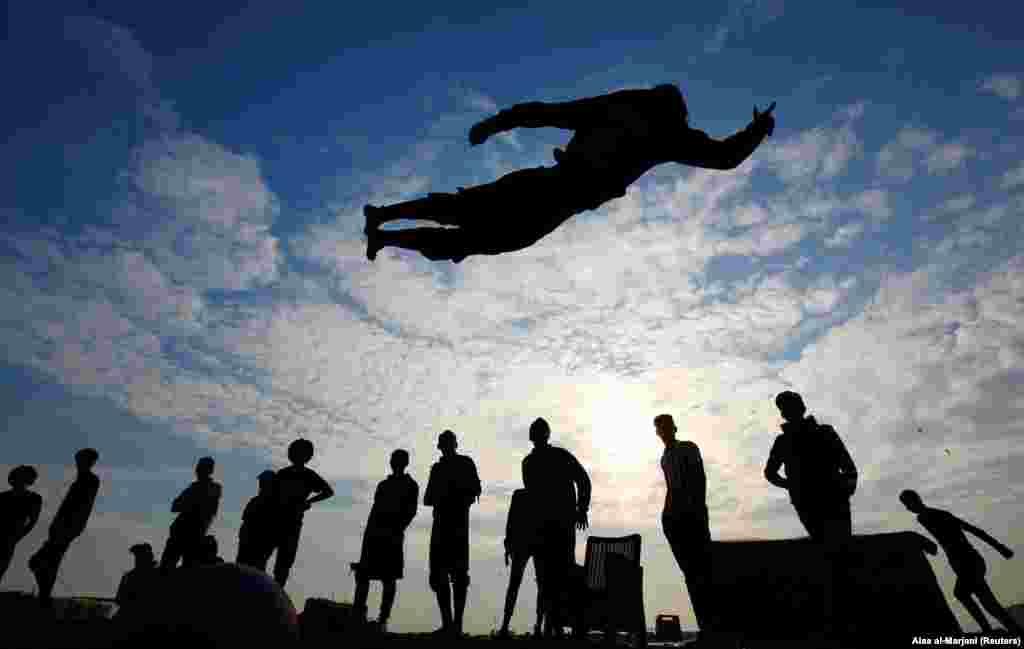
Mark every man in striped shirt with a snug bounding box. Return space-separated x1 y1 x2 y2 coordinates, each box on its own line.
655 414 715 639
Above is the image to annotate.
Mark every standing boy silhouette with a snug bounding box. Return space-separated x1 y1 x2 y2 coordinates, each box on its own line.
236 470 277 571
0 465 42 585
424 430 481 637
160 456 222 572
29 448 101 607
352 449 419 632
271 439 334 587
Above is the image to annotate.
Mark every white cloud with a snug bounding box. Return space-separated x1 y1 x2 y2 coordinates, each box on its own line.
824 222 864 248
925 142 976 174
851 189 892 222
1000 163 1024 190
938 194 976 213
762 104 865 184
979 74 1022 101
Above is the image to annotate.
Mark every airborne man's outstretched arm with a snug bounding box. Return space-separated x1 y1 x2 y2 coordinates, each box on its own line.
469 88 652 145
675 102 776 170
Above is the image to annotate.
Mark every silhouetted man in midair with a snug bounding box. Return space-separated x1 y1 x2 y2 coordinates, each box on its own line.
160 456 222 572
236 470 277 571
522 417 591 637
0 465 42 585
29 448 101 607
271 438 334 587
424 430 481 637
655 414 716 641
764 391 858 637
364 84 776 262
352 449 419 632
899 490 1023 636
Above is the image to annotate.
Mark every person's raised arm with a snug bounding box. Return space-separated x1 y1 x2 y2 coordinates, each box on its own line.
675 102 775 171
959 517 1014 558
764 437 788 489
469 88 649 145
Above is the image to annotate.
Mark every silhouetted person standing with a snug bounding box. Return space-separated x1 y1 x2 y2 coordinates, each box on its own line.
271 438 334 587
29 448 101 607
115 543 157 618
764 391 858 636
522 417 590 636
499 487 546 638
424 430 481 637
364 84 776 262
655 414 716 640
899 490 1023 635
1 465 42 585
236 470 277 571
352 449 419 632
160 456 221 572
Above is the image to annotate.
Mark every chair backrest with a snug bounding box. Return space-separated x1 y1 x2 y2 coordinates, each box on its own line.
583 534 642 591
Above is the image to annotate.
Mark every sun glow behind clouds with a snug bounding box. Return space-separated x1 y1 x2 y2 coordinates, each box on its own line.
571 378 663 476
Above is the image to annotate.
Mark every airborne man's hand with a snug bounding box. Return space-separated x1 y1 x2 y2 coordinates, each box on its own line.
753 101 776 137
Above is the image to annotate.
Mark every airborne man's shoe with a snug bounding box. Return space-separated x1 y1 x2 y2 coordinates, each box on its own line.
363 205 384 234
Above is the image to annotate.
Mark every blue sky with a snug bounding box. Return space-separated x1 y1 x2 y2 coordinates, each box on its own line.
2 0 1023 634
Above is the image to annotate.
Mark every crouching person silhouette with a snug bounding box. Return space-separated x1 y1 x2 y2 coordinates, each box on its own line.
364 84 776 262
351 449 419 632
899 490 1023 636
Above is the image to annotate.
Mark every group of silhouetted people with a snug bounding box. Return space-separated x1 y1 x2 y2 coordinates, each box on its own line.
0 439 334 613
653 390 1021 643
347 421 589 639
1 448 99 608
2 392 1020 642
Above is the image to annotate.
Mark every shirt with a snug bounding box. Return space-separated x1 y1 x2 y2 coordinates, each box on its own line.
661 439 707 518
51 472 100 539
424 454 481 518
367 473 419 533
521 444 591 522
0 489 43 538
171 479 222 532
275 465 332 522
765 416 857 506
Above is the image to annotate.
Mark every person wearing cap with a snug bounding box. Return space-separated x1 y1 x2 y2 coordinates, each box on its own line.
29 448 101 607
423 430 481 637
0 465 42 585
115 543 157 615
